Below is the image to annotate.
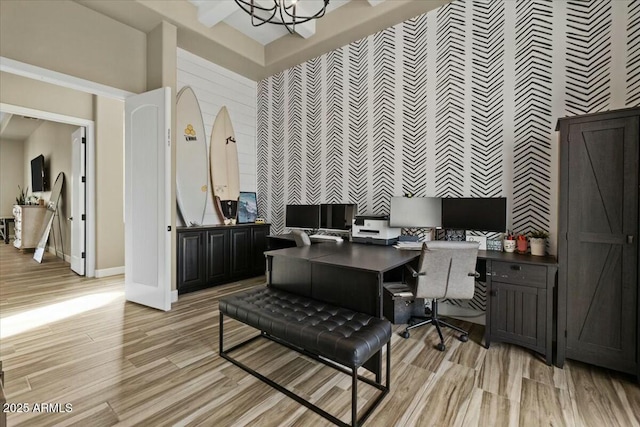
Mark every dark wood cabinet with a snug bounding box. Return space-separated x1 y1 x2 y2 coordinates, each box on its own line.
251 226 269 275
557 108 639 378
177 231 205 290
484 255 557 365
205 229 229 283
177 223 270 294
230 228 252 277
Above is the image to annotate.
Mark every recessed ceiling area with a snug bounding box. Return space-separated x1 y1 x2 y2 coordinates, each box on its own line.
188 0 371 46
74 0 450 81
0 112 43 142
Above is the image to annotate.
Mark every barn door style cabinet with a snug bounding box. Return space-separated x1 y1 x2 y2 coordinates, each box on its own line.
177 223 270 294
557 108 640 379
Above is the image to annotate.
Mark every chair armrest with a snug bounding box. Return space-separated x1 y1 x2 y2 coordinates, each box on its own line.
405 263 425 278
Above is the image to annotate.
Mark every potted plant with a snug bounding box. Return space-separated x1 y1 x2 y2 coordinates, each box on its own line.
529 230 549 256
15 186 28 206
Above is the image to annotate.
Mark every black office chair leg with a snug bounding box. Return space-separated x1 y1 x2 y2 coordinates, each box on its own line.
405 318 433 332
438 319 469 336
401 299 470 349
432 319 446 351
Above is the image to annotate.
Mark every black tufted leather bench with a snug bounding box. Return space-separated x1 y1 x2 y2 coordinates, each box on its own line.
219 286 391 427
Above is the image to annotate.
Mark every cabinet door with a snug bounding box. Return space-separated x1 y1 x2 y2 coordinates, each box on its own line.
205 229 229 283
177 231 204 292
562 117 638 373
252 225 269 275
230 228 252 277
490 282 546 352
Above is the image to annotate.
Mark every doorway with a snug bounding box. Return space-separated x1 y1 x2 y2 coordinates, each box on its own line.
0 103 95 277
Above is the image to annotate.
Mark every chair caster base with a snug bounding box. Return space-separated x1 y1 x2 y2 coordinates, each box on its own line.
459 334 469 342
436 343 446 352
401 331 410 339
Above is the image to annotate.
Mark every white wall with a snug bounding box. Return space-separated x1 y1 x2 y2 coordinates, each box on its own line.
23 121 78 259
177 48 257 225
0 138 24 217
0 0 147 94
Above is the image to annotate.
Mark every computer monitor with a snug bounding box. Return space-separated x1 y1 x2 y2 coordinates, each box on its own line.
389 197 442 228
441 197 507 232
285 204 321 229
320 203 356 231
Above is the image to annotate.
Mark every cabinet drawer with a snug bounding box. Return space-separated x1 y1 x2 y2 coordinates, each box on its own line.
490 262 546 288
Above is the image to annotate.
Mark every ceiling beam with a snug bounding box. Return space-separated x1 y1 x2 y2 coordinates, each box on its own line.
197 0 237 27
252 0 316 39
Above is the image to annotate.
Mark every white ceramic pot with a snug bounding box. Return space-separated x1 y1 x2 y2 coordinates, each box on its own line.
503 239 516 253
530 238 546 256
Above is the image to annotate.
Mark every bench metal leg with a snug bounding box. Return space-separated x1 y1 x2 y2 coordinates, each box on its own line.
219 313 390 427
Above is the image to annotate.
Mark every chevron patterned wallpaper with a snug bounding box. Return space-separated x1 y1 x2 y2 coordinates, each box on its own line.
257 0 637 312
258 0 637 241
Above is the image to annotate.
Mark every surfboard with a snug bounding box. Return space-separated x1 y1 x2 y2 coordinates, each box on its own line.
210 106 240 225
176 86 208 226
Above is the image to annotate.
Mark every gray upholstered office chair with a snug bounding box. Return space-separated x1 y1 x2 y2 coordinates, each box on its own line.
292 230 311 247
400 241 479 351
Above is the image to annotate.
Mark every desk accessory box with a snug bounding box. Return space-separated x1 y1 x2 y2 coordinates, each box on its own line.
465 235 487 250
383 283 425 324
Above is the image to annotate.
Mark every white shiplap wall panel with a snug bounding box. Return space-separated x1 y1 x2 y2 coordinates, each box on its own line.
177 48 257 225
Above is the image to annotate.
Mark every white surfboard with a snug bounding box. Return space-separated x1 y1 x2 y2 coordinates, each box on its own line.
210 106 240 224
176 86 208 226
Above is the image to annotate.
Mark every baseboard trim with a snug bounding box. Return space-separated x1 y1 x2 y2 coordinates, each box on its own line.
95 266 125 278
171 290 178 304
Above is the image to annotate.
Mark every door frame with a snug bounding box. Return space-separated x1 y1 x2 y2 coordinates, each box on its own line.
1 56 134 278
0 102 96 277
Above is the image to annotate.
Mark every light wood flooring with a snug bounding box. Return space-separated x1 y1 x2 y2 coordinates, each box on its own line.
1 243 639 426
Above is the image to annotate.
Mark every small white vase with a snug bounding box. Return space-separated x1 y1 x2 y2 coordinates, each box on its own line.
530 238 546 256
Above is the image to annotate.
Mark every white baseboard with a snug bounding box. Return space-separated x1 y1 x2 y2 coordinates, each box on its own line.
171 290 178 303
47 246 71 263
95 266 125 277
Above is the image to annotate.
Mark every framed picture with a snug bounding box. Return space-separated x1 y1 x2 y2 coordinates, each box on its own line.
237 192 258 223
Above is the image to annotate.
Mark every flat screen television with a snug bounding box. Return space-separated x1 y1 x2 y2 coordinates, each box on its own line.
30 154 47 192
320 203 356 231
441 197 507 232
285 204 321 229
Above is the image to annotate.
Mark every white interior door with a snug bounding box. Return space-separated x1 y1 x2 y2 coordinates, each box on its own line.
70 127 86 275
124 87 171 311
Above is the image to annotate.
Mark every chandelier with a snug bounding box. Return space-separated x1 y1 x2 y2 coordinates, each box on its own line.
234 0 330 34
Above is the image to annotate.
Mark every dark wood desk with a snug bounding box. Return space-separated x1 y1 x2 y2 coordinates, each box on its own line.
265 242 418 380
266 242 558 365
265 242 418 318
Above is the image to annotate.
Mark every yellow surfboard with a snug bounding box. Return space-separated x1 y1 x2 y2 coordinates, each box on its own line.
176 86 208 226
210 106 240 224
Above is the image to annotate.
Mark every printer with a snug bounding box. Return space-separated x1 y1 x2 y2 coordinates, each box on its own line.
351 215 401 245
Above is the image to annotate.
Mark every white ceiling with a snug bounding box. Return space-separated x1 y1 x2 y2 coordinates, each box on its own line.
189 0 385 45
0 112 43 142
